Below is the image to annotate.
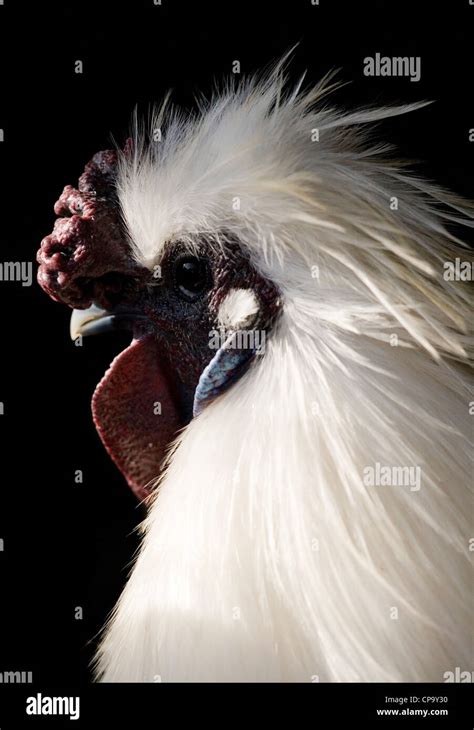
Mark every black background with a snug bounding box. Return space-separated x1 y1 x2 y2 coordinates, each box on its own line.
0 0 472 696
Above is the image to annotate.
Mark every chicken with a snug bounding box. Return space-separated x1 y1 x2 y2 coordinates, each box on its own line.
37 64 473 682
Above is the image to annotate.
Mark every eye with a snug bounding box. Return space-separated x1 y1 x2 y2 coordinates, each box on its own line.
173 255 211 302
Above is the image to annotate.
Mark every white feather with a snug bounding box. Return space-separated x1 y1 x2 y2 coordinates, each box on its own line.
217 288 260 330
96 64 473 682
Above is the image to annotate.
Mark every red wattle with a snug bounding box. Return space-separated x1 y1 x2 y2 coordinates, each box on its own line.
91 335 181 501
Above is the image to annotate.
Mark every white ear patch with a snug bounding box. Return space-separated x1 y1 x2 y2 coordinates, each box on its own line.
217 288 260 330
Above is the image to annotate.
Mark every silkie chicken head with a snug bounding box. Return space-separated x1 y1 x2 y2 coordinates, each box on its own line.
37 65 473 682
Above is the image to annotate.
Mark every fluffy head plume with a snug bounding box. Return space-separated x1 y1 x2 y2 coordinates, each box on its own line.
96 62 473 682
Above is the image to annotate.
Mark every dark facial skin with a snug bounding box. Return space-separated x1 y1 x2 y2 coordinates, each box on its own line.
37 146 281 498
134 239 281 392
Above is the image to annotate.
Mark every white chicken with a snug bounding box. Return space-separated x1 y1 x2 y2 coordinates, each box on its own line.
37 62 473 682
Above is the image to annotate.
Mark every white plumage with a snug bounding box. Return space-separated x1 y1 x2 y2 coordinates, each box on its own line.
95 62 473 682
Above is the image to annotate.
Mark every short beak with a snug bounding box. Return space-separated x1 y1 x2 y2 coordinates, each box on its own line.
70 304 146 340
69 304 114 340
70 304 117 340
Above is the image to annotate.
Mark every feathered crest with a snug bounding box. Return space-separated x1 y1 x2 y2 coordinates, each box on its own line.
116 56 473 364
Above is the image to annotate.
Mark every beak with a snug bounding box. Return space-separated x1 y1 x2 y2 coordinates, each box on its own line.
70 304 145 340
70 304 117 340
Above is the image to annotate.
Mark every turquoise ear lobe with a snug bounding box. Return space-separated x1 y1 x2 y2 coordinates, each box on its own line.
193 331 256 416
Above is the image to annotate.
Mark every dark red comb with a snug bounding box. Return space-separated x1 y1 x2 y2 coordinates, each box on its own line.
37 141 146 310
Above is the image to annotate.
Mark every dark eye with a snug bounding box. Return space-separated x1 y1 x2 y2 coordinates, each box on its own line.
173 255 211 302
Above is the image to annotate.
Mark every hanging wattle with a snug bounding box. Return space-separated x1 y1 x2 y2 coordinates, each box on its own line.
92 335 182 500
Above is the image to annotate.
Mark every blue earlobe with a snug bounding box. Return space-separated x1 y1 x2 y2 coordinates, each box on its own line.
193 332 256 416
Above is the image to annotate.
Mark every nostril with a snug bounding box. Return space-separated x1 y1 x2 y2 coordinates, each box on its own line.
65 272 144 310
